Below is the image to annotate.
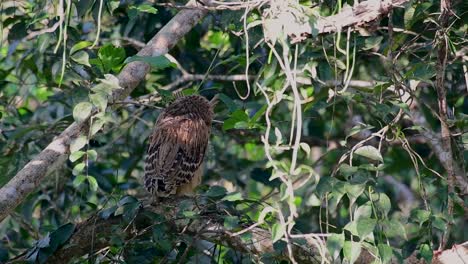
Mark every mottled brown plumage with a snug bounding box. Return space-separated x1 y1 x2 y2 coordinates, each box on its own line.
144 95 215 197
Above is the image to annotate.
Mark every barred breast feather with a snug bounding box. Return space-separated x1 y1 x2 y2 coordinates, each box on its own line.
144 95 215 197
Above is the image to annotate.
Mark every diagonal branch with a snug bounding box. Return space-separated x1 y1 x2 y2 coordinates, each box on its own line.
0 0 209 224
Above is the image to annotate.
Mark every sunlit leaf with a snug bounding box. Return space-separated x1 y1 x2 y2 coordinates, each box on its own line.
343 241 361 264
271 223 285 243
73 175 86 187
71 51 91 67
354 145 383 162
420 244 433 263
327 232 344 260
72 163 85 176
89 92 108 112
70 41 92 54
73 102 93 123
87 176 98 192
69 151 85 162
378 244 393 263
70 135 87 153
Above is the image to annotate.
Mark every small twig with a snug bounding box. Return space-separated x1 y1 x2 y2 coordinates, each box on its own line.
24 20 62 41
230 222 262 237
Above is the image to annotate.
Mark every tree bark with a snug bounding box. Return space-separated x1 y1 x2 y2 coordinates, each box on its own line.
0 0 209 224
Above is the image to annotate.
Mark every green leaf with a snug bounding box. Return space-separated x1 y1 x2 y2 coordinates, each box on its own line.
118 195 138 206
223 109 249 130
224 216 239 229
36 234 51 248
70 135 87 153
71 51 91 67
218 93 238 113
411 209 431 225
98 44 126 73
431 215 446 231
420 243 433 263
404 6 415 28
90 117 105 136
250 105 267 123
131 4 158 14
92 74 122 95
222 192 243 202
69 151 85 162
339 164 358 176
122 200 141 222
382 219 406 239
373 192 391 216
354 145 383 162
107 0 120 14
50 223 75 248
73 102 93 123
344 220 358 236
345 183 366 205
356 218 376 240
359 163 385 171
271 223 285 243
343 241 361 264
206 186 227 198
182 210 196 218
72 163 85 176
73 175 86 187
87 176 98 192
362 36 384 51
327 232 344 260
70 41 92 55
378 244 393 263
124 55 176 70
316 176 335 197
99 205 118 219
89 92 108 112
299 142 311 156
274 127 283 145
355 202 373 220
86 149 98 162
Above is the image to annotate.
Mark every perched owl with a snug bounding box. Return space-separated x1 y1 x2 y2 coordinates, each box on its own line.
144 94 216 198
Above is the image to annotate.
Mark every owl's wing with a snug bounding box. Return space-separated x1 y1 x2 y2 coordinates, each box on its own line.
144 116 209 197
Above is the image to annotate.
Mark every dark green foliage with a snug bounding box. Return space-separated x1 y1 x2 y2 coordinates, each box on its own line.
1 0 467 263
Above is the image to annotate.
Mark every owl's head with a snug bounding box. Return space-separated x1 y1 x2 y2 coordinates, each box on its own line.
164 95 215 125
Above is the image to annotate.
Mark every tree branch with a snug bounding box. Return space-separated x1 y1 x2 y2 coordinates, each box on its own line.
315 0 409 34
0 0 209 224
33 198 321 263
410 106 468 196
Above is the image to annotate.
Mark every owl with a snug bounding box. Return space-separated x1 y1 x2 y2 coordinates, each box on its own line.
144 94 216 198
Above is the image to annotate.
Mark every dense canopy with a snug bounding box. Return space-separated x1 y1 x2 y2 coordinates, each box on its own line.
0 0 467 263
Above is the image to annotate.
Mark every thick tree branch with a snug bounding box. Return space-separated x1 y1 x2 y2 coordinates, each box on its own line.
40 198 321 264
315 0 409 33
0 0 209 223
133 0 412 42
